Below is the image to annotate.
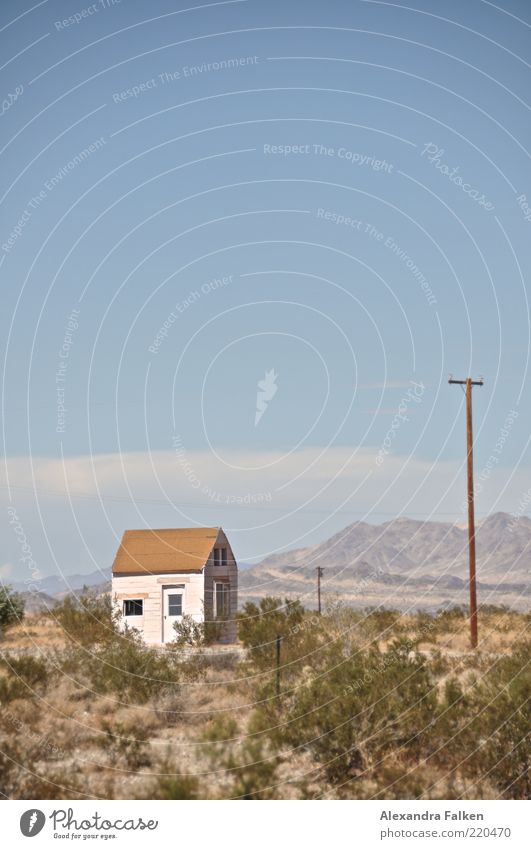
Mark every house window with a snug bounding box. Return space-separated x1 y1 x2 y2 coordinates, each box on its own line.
213 547 228 566
168 593 183 617
123 599 143 616
215 582 230 617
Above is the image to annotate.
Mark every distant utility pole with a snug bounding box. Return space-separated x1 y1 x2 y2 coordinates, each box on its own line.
316 566 324 615
449 376 484 648
275 635 282 698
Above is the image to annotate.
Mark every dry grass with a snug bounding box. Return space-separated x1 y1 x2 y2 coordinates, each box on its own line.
0 607 528 800
1 614 67 650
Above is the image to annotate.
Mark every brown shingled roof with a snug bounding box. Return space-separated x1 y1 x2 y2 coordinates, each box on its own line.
112 527 220 575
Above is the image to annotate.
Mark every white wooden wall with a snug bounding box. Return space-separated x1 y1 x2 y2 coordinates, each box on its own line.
112 572 204 644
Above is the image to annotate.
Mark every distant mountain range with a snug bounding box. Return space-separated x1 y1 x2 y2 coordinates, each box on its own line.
11 569 110 599
8 513 530 613
9 569 111 613
239 512 530 612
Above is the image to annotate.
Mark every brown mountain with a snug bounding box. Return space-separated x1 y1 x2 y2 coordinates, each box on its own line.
239 513 530 612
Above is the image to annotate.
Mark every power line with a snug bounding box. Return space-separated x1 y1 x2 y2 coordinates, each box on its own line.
0 483 507 520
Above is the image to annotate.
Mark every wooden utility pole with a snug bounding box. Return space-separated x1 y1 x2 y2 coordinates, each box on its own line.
449 376 484 648
316 566 324 614
275 635 282 698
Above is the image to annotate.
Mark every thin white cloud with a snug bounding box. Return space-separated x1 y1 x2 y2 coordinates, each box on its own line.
1 449 529 573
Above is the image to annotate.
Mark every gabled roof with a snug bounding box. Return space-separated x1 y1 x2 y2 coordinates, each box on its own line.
112 527 220 575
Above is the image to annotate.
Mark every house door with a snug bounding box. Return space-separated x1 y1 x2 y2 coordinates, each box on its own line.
162 586 184 643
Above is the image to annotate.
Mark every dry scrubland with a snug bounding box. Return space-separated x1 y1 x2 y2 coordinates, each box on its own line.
0 594 529 800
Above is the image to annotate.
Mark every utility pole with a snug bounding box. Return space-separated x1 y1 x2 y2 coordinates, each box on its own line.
275 635 282 698
449 376 484 648
316 566 324 615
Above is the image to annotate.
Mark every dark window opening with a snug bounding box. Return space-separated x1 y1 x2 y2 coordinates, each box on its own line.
215 582 230 617
213 547 228 567
168 593 183 616
123 599 143 616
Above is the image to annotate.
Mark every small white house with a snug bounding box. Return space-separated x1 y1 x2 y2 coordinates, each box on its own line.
111 526 238 644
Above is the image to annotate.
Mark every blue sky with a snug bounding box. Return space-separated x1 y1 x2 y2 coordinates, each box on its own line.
1 0 530 580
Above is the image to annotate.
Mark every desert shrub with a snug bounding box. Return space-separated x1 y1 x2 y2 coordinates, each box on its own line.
86 627 204 703
171 614 223 647
238 597 305 644
477 604 511 615
465 644 530 799
0 654 50 702
153 774 200 799
237 597 305 668
409 611 438 645
149 763 200 800
202 714 239 744
238 599 333 693
321 600 363 636
15 768 85 800
0 586 25 635
201 650 240 672
172 615 204 647
202 715 281 799
0 654 49 687
420 642 530 798
0 728 82 800
432 605 467 633
276 638 436 787
55 644 86 676
176 651 208 681
0 739 19 795
0 675 28 702
227 736 281 799
99 721 151 770
1 606 527 801
52 589 117 646
368 760 454 800
428 676 476 773
153 692 183 726
360 608 404 641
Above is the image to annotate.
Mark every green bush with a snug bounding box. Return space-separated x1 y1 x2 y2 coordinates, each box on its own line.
171 613 222 647
149 761 200 800
0 586 24 635
99 721 151 771
1 654 49 687
86 627 204 704
0 654 50 701
428 675 475 775
237 597 306 668
432 605 468 633
360 608 404 640
404 641 531 799
466 645 530 799
277 638 437 786
202 715 281 799
238 597 305 643
52 588 117 646
0 675 28 703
